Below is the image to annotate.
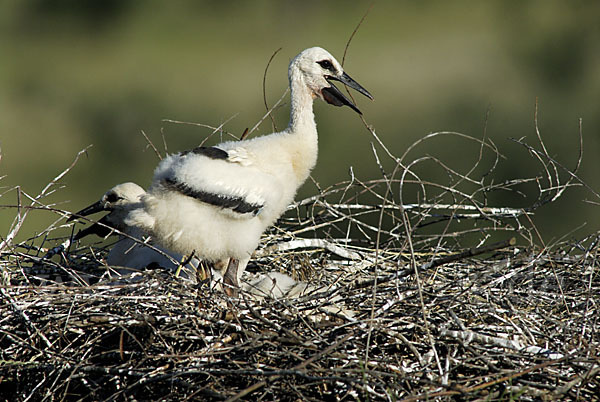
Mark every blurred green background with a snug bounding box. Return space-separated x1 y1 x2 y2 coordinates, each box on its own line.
1 0 599 246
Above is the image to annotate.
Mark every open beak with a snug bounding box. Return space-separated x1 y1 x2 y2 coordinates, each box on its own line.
68 200 115 240
67 200 107 222
322 72 373 115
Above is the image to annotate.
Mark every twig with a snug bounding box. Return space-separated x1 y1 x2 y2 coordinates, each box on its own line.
0 287 53 349
255 238 362 260
262 47 282 133
1 146 91 251
247 88 289 136
225 332 353 401
419 237 516 271
342 3 374 67
439 328 564 359
140 129 162 160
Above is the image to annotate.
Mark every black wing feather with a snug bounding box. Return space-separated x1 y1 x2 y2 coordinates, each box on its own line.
162 178 262 215
180 146 229 160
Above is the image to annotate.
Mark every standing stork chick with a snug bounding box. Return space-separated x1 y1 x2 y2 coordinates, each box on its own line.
126 47 373 296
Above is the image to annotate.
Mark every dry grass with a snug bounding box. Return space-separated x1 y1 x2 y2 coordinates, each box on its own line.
1 107 599 401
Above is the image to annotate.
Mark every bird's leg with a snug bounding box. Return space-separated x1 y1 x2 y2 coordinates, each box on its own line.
223 258 239 297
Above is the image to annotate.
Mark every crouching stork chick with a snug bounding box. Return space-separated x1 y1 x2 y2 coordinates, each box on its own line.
125 46 373 296
68 182 200 279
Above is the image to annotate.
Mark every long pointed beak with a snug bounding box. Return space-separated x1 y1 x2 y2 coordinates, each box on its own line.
72 217 114 241
322 72 373 115
67 200 106 222
331 72 373 100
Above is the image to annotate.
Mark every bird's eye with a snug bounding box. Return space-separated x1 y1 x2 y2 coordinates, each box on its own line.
105 193 121 203
317 60 334 71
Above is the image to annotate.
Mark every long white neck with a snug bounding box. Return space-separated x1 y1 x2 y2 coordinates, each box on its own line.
283 66 319 183
287 66 317 135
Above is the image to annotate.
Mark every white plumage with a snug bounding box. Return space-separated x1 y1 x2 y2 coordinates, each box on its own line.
69 183 312 298
245 272 311 299
68 182 200 279
211 270 309 300
125 46 372 295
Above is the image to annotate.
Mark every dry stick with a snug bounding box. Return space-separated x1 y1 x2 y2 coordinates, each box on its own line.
225 332 354 402
254 238 362 260
337 5 387 372
522 211 570 314
401 355 568 401
478 105 497 180
162 114 239 143
371 143 397 204
402 207 444 378
419 237 516 271
339 175 539 211
304 10 378 198
400 130 504 165
528 99 584 212
398 154 461 275
340 166 358 245
553 363 600 398
422 112 496 210
424 153 484 187
1 147 91 251
66 215 183 269
22 375 47 402
0 287 53 349
243 298 304 344
293 199 527 218
160 126 169 155
513 137 599 201
348 237 517 293
262 47 282 133
429 206 461 277
394 152 446 377
439 328 563 359
1 186 22 252
239 127 249 141
533 98 561 197
398 153 504 225
364 146 395 373
140 129 162 160
341 2 374 67
580 238 598 348
575 117 584 179
247 88 289 137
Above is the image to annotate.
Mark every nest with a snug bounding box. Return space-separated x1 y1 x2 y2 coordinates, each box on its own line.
1 120 599 400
